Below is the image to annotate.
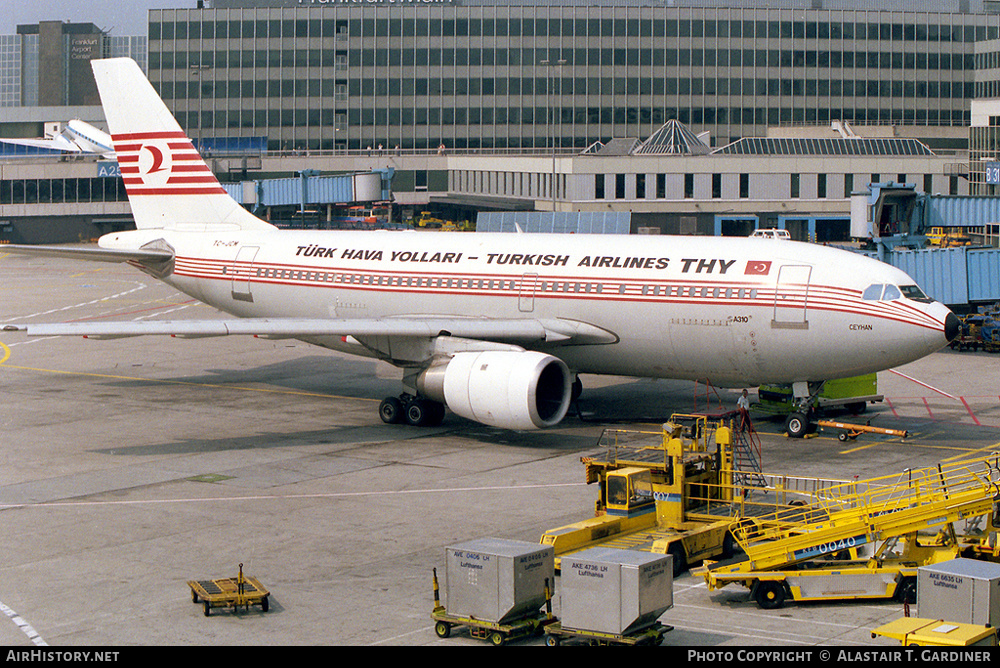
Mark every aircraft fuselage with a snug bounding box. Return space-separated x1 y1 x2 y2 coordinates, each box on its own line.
109 226 955 389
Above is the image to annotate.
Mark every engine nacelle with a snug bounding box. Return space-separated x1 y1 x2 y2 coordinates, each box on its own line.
416 351 572 430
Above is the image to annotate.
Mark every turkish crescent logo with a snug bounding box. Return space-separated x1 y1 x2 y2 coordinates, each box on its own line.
144 145 167 173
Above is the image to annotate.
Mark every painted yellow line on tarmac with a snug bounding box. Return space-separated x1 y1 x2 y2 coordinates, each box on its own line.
837 440 884 455
0 355 377 403
0 342 10 365
838 436 982 456
942 443 1000 462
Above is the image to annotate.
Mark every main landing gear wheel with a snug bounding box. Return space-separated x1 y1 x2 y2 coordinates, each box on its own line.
405 399 445 427
379 397 403 424
379 395 445 427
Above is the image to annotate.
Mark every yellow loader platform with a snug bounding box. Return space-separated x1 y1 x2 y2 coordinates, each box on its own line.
188 563 270 617
871 617 998 646
701 453 1000 608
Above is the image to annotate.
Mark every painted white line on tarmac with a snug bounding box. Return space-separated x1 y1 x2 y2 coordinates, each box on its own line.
0 482 585 511
0 601 47 646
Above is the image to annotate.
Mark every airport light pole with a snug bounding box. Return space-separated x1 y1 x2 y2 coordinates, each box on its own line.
540 59 566 212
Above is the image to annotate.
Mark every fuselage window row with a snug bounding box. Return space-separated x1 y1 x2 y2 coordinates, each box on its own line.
242 266 765 301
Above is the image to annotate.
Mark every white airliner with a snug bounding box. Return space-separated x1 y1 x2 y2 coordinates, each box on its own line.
0 119 115 158
2 58 960 434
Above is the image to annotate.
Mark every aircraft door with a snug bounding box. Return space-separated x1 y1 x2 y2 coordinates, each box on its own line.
231 246 259 303
519 273 538 312
771 264 811 329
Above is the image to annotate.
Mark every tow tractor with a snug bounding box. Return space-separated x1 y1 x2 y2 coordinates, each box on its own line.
699 453 1000 608
540 414 848 576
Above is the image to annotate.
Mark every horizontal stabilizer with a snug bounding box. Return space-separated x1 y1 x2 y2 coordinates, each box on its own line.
1 244 174 264
2 317 618 345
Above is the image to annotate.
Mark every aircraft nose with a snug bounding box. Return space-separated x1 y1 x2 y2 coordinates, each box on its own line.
944 311 960 343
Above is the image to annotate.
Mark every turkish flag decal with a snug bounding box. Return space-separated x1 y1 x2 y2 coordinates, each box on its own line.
745 260 772 275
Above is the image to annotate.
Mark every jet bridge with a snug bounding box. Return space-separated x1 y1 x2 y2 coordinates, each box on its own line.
851 182 922 257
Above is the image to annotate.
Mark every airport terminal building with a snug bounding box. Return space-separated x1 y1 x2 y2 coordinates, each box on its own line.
151 0 995 153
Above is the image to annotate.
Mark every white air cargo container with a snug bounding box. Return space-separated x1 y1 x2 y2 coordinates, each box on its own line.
559 547 673 635
918 558 1000 626
444 538 554 624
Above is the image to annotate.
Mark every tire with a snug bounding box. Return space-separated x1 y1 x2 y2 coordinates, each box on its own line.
721 531 738 559
754 580 787 610
379 397 403 424
838 432 849 442
203 601 211 617
261 596 269 612
667 543 687 577
490 631 505 646
895 577 917 604
545 634 560 647
425 401 446 427
434 621 452 639
785 412 810 438
405 399 429 426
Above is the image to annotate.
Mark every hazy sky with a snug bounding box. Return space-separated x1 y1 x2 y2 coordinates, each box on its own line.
3 1 196 36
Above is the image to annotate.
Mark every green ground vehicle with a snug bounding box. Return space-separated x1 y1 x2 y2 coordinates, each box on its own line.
757 373 881 417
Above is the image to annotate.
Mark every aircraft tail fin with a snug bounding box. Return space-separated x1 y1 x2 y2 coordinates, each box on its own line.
91 58 273 232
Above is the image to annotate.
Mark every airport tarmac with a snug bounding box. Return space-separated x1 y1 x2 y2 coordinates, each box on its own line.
1 251 999 647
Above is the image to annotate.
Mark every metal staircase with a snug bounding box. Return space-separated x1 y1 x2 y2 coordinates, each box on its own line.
732 415 766 489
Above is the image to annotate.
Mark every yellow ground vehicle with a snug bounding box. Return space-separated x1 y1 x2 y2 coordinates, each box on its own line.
700 453 1000 608
757 373 882 417
926 226 972 247
871 618 998 646
540 415 841 576
413 211 448 228
188 563 270 616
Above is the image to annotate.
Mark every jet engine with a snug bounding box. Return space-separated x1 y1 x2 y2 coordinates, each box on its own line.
416 351 572 430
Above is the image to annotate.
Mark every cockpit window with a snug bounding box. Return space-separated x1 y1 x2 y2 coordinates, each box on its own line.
862 284 884 300
864 283 933 302
899 284 933 303
882 285 902 301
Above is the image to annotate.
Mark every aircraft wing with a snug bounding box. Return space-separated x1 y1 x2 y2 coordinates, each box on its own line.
0 136 81 153
2 316 618 346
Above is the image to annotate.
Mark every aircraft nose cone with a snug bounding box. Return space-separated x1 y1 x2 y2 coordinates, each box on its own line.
944 311 960 343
